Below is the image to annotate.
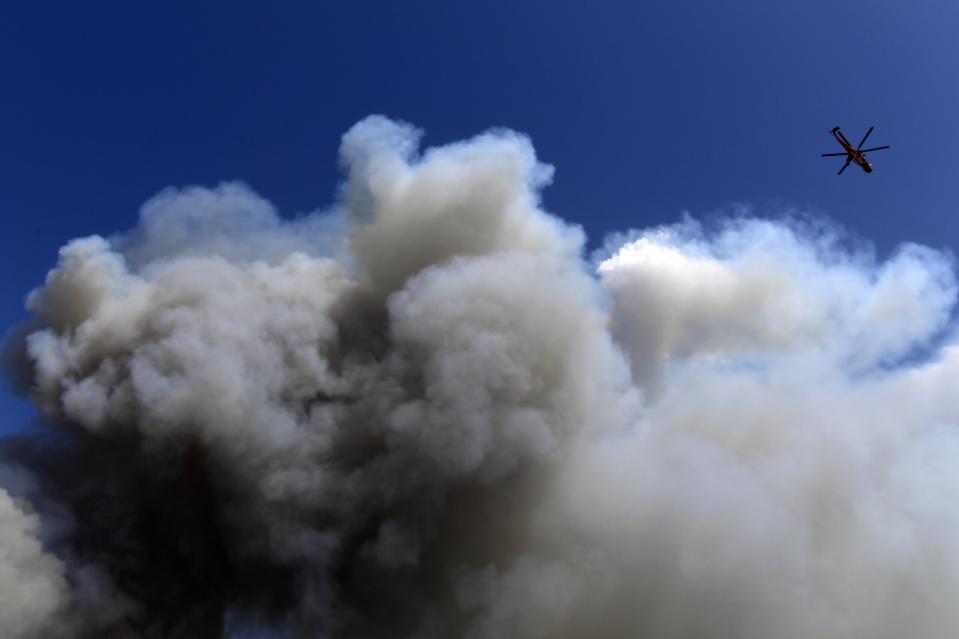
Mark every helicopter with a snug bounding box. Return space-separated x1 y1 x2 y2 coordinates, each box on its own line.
821 126 890 175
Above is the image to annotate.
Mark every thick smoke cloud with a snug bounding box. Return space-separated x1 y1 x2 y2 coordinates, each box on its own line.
599 218 955 387
3 116 959 638
0 482 69 638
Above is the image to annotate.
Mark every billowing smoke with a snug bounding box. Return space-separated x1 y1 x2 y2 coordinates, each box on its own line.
3 116 959 638
0 482 69 637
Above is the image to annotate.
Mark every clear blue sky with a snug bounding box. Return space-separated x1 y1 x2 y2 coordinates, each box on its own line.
2 0 958 433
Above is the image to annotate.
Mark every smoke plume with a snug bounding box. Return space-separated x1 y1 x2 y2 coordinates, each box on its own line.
3 116 959 638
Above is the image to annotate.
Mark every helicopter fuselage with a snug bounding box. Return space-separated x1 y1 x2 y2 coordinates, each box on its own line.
831 127 873 173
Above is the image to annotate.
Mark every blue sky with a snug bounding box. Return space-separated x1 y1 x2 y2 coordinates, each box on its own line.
2 0 958 433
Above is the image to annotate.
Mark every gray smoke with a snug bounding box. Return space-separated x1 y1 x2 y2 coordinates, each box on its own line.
0 481 69 638
3 116 959 638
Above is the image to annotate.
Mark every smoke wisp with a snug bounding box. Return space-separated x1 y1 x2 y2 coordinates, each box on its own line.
3 116 959 638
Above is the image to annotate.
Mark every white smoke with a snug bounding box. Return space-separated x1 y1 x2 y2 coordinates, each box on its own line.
4 116 959 638
599 217 955 388
115 181 349 270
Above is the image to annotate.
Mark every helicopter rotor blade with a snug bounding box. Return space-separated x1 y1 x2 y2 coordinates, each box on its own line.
838 159 852 175
859 145 890 153
821 152 848 157
834 129 853 147
857 126 874 150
